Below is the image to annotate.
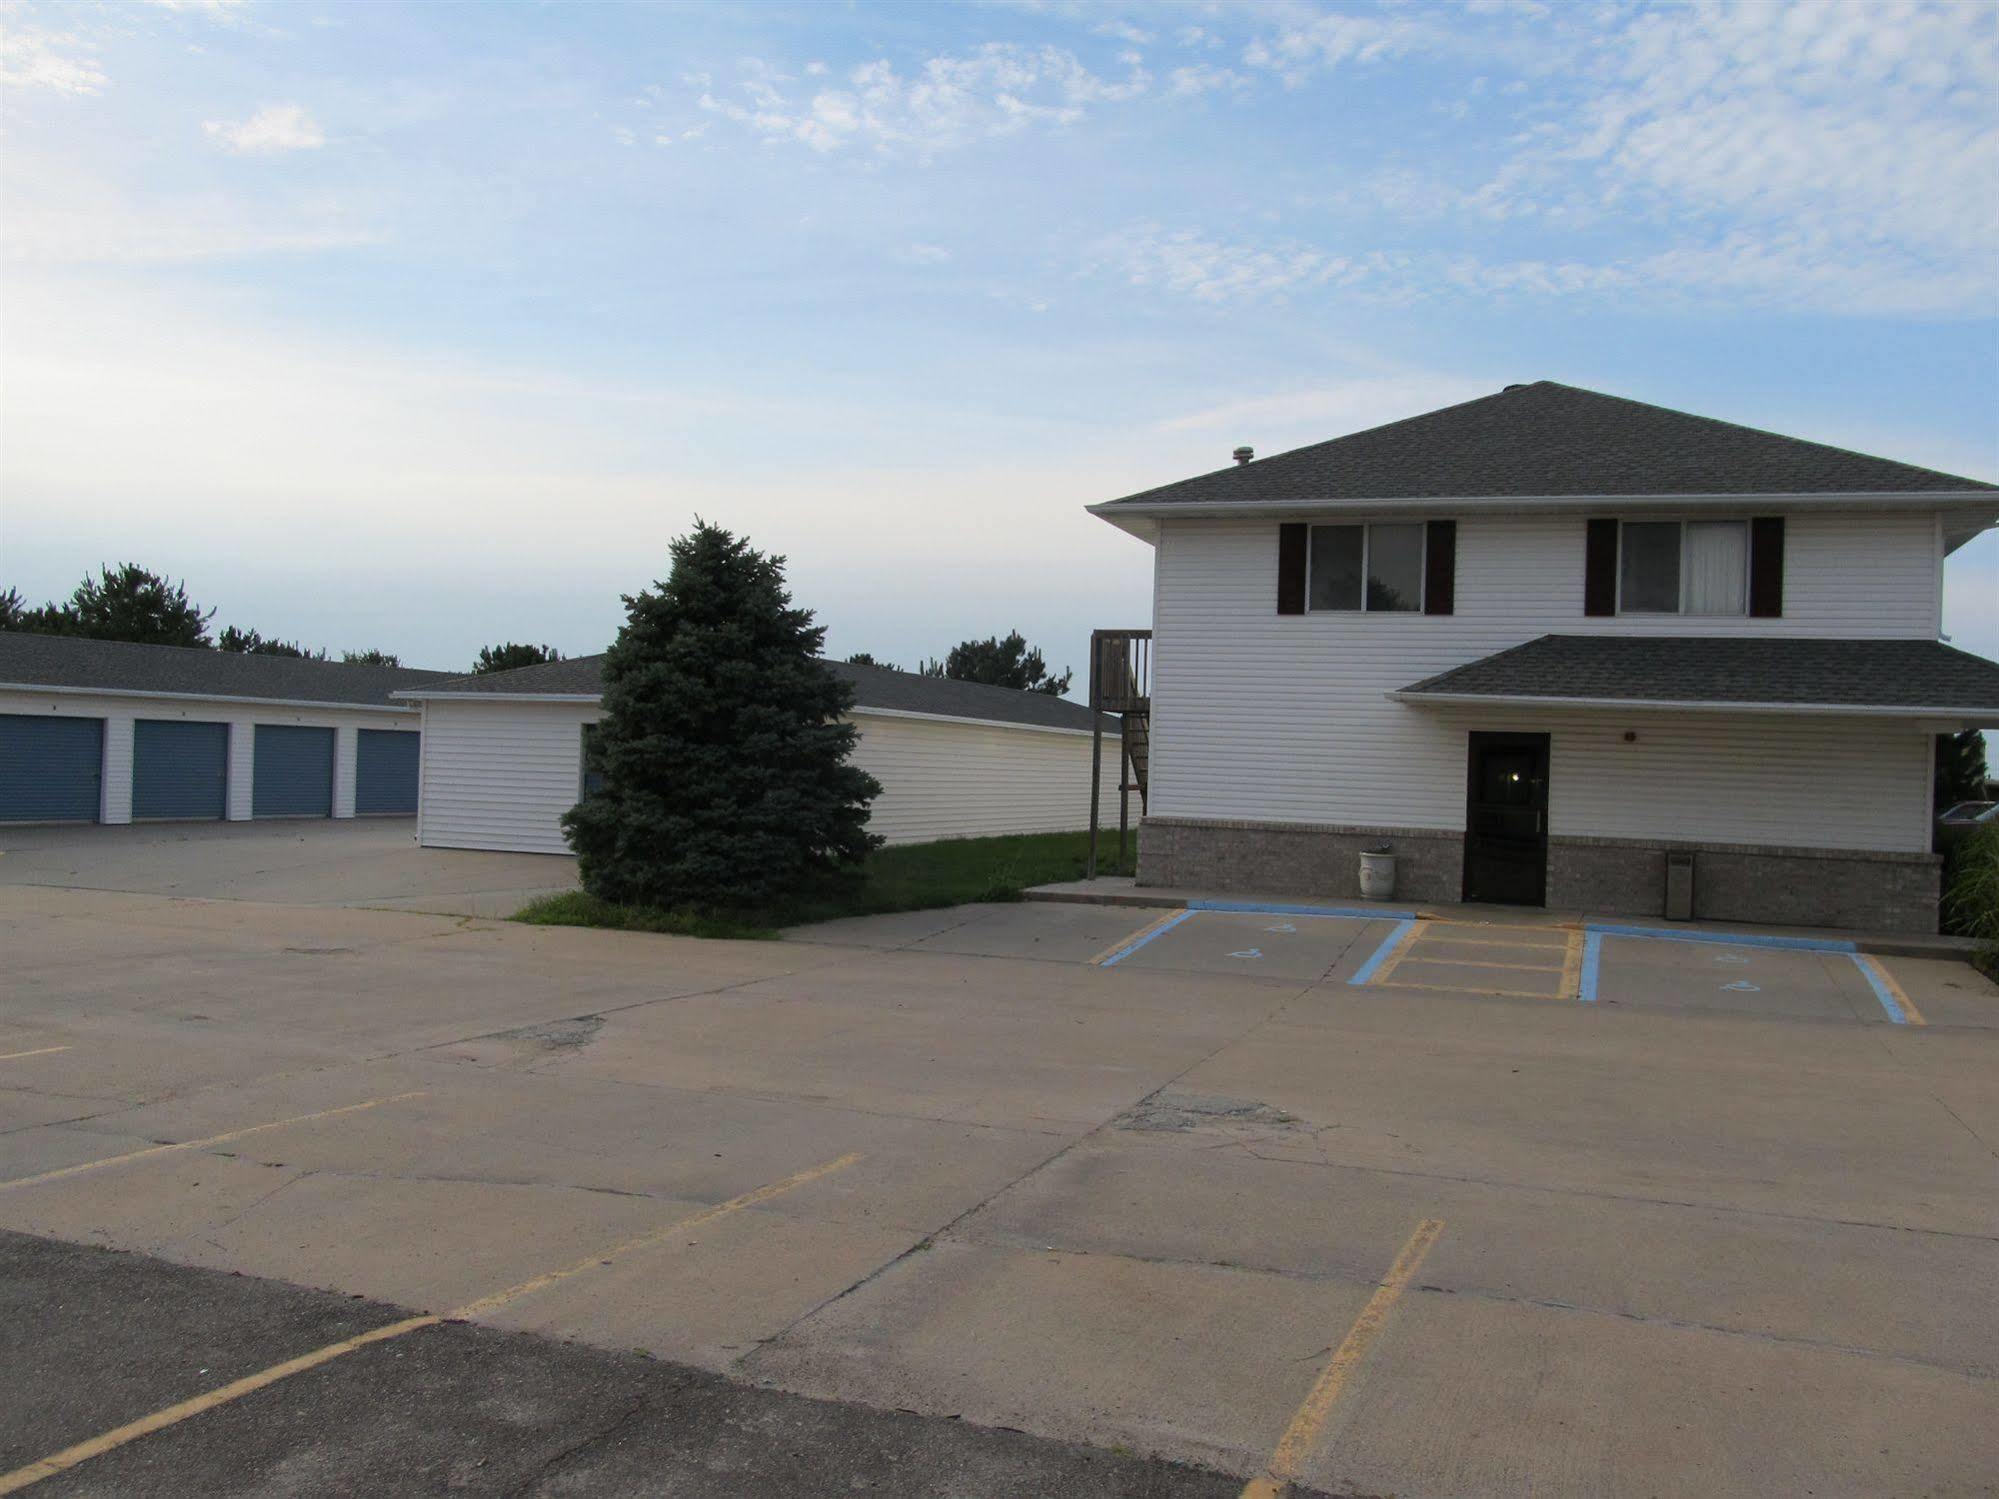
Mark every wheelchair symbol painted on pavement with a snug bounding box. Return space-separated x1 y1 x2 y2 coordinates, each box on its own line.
1721 980 1761 992
1229 949 1264 960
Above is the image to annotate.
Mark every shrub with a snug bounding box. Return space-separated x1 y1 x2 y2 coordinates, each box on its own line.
1943 824 1999 980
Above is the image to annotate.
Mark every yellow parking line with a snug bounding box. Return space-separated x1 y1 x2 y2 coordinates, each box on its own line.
1420 920 1568 939
1400 956 1566 975
1420 933 1569 953
0 1046 69 1062
1088 908 1186 965
0 1092 428 1194
1363 918 1428 987
1854 954 1927 1026
1559 928 1585 1001
1240 1218 1444 1499
0 1316 442 1495
454 1150 863 1319
0 1151 864 1493
1376 980 1565 1001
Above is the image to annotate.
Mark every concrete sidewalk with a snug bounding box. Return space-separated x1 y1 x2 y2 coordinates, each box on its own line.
1025 875 1982 962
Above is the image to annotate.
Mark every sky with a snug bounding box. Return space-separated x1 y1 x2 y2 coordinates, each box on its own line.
2 0 1995 683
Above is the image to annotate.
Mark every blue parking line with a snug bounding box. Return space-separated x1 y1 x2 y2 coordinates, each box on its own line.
1347 918 1419 986
1850 953 1914 1025
1578 931 1603 1002
1098 909 1195 967
1189 899 1417 921
1584 922 1857 954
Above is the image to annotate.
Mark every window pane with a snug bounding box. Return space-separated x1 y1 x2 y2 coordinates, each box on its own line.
1366 523 1424 612
1309 525 1363 610
1620 521 1680 612
1684 521 1747 614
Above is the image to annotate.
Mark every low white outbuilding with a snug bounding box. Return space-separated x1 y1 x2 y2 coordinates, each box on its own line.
397 655 1118 854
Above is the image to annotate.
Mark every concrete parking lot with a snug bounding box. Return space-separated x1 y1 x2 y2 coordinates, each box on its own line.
2 825 1995 1495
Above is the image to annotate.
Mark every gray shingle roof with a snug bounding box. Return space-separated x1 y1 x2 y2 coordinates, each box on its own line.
1397 635 1999 713
1097 382 1997 508
403 654 1107 733
0 632 450 708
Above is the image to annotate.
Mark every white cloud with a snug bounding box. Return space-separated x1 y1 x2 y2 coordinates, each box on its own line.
698 43 1150 158
1085 222 1390 302
140 0 249 12
2 144 376 264
0 26 106 94
204 103 327 155
1157 374 1499 440
896 242 952 265
1243 10 1436 86
1460 0 1998 313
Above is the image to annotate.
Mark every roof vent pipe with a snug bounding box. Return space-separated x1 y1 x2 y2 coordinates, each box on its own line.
1232 446 1253 465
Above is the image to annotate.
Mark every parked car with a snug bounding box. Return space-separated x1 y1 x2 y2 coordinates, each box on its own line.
1937 802 1998 858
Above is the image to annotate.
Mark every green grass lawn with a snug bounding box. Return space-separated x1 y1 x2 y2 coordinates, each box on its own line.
513 828 1135 940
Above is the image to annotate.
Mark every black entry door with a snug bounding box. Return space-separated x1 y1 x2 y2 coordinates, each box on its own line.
1463 732 1550 906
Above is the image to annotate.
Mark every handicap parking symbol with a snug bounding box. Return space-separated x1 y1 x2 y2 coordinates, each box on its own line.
1264 922 1297 934
1229 948 1264 960
1714 954 1750 965
1720 980 1761 992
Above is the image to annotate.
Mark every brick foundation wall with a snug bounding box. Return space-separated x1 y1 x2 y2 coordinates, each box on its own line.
1137 817 1464 905
1140 818 1941 934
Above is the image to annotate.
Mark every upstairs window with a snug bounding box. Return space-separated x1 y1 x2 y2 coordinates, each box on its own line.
1618 520 1747 615
1309 522 1426 612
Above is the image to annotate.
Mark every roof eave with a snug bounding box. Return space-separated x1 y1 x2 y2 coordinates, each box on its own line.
397 690 602 703
1093 490 1999 524
1388 688 1999 726
0 681 420 714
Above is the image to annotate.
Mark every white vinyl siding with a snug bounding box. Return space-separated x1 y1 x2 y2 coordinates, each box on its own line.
415 700 1121 854
1148 509 1945 855
0 688 415 827
848 712 1121 845
416 699 599 854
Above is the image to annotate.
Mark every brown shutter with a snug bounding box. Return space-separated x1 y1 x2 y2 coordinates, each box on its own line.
1749 516 1785 617
1277 523 1307 615
1584 518 1618 616
1424 520 1456 615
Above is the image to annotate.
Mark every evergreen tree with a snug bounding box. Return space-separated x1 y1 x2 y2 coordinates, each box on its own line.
475 641 562 674
563 521 881 908
341 648 402 667
217 626 326 659
51 564 213 646
938 630 1072 696
843 651 901 672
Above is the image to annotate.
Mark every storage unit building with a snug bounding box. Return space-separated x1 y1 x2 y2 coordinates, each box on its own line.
398 655 1119 855
0 634 449 826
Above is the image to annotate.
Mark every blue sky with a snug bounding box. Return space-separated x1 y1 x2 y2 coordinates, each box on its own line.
2 0 1994 680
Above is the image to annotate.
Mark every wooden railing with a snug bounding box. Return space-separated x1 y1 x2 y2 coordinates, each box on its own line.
1089 629 1152 713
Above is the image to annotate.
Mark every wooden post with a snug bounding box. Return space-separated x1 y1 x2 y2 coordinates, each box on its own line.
1087 632 1102 880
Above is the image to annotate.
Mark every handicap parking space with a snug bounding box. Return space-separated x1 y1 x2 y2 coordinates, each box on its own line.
1589 933 1885 1022
1099 905 1392 983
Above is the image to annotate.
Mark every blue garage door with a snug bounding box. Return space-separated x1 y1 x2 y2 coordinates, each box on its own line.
0 714 104 823
252 725 334 818
133 719 229 820
354 729 419 815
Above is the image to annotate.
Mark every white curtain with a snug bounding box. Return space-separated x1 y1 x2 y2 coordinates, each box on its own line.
1684 521 1747 614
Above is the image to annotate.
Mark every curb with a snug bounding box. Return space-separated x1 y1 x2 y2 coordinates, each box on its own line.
1025 887 1981 967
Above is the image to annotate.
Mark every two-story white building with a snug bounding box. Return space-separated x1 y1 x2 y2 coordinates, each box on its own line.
1089 381 1999 934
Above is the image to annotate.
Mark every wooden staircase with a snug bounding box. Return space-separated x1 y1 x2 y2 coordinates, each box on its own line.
1121 706 1149 810
1088 629 1153 877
